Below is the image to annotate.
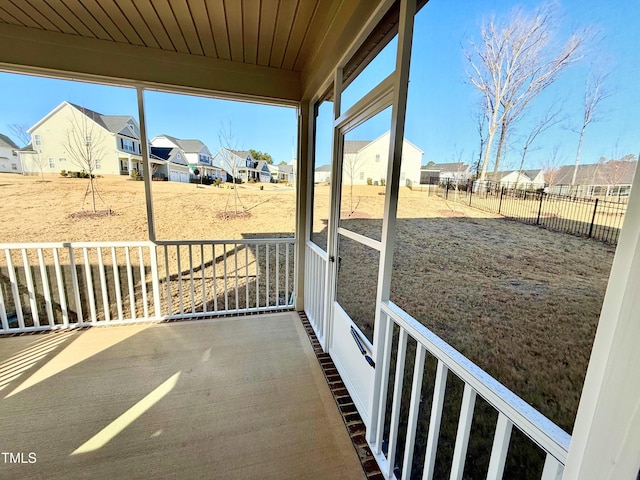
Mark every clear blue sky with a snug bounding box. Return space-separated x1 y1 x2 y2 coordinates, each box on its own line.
1 0 637 172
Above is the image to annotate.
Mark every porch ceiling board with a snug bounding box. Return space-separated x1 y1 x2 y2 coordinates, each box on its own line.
0 0 391 102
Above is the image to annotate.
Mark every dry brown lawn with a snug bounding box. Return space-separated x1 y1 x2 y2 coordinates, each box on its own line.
0 174 617 434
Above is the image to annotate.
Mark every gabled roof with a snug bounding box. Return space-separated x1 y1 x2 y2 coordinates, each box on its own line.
255 160 270 172
157 134 207 154
28 101 139 137
150 146 189 166
0 133 19 149
19 143 35 152
230 150 254 161
344 132 424 155
551 162 637 186
279 164 295 174
315 164 331 172
344 140 371 154
427 162 468 171
491 169 543 182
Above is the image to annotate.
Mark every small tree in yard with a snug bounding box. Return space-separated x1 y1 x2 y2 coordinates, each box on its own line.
63 108 106 213
218 121 245 215
30 153 49 181
343 151 366 214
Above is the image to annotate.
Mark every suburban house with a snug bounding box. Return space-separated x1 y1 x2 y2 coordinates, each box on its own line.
314 164 331 183
19 101 143 176
547 161 638 197
277 163 296 183
426 161 471 183
211 149 271 182
1 1 639 479
490 169 546 189
149 146 191 183
0 133 20 173
150 135 222 180
343 131 422 185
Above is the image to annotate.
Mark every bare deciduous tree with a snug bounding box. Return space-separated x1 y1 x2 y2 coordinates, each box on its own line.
571 70 610 186
30 153 49 181
542 144 563 186
63 108 106 212
464 3 584 182
342 151 366 214
217 121 246 215
514 106 563 188
9 123 31 147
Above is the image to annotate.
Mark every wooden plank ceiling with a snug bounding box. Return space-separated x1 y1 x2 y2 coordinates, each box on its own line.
0 0 336 72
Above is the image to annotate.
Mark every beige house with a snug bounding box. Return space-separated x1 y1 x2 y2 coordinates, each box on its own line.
20 101 143 176
343 131 422 186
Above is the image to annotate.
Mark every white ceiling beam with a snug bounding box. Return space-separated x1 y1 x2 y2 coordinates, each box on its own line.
0 23 301 105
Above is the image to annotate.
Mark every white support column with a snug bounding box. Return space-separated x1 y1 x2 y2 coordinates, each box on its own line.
136 86 156 242
294 101 310 311
367 0 416 444
563 168 640 479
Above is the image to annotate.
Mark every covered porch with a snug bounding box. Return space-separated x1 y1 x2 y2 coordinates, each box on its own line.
0 1 639 479
0 313 364 480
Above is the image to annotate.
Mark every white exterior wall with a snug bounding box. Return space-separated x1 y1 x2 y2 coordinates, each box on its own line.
0 145 20 173
343 133 422 185
23 103 135 176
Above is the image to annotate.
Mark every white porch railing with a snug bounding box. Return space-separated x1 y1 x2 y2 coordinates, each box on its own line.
0 238 294 334
304 241 327 346
367 301 570 480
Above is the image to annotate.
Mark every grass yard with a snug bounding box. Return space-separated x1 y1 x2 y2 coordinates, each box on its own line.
0 174 616 436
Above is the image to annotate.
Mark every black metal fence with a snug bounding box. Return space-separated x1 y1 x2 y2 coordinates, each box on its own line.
440 181 627 244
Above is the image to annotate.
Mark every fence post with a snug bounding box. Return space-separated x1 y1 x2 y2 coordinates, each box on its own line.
498 187 504 214
536 192 544 225
446 180 449 200
588 199 599 238
469 181 473 206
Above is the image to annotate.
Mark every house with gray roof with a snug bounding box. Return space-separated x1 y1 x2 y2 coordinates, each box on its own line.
0 133 21 173
424 162 471 183
151 134 223 180
487 169 545 189
19 101 143 176
314 164 331 183
211 148 270 183
547 161 638 197
149 146 192 183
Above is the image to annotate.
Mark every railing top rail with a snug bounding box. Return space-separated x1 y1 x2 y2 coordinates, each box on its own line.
0 240 154 250
0 238 296 250
155 238 295 246
381 300 571 464
305 240 329 260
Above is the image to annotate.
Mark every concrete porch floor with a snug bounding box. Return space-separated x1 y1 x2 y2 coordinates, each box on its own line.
0 313 365 479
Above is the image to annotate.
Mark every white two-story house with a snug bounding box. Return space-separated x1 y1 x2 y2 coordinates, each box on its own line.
0 134 20 173
211 148 271 183
19 101 143 176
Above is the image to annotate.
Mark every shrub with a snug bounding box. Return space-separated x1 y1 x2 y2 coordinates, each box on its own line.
130 170 143 181
367 177 373 185
380 178 386 186
60 169 67 177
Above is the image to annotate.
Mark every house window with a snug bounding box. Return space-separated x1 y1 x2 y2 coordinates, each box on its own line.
400 172 406 182
11 163 17 170
375 154 380 162
85 135 91 144
95 159 101 170
48 157 54 168
176 153 181 161
120 138 136 153
59 157 66 163
34 134 41 147
359 171 365 180
12 151 17 156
